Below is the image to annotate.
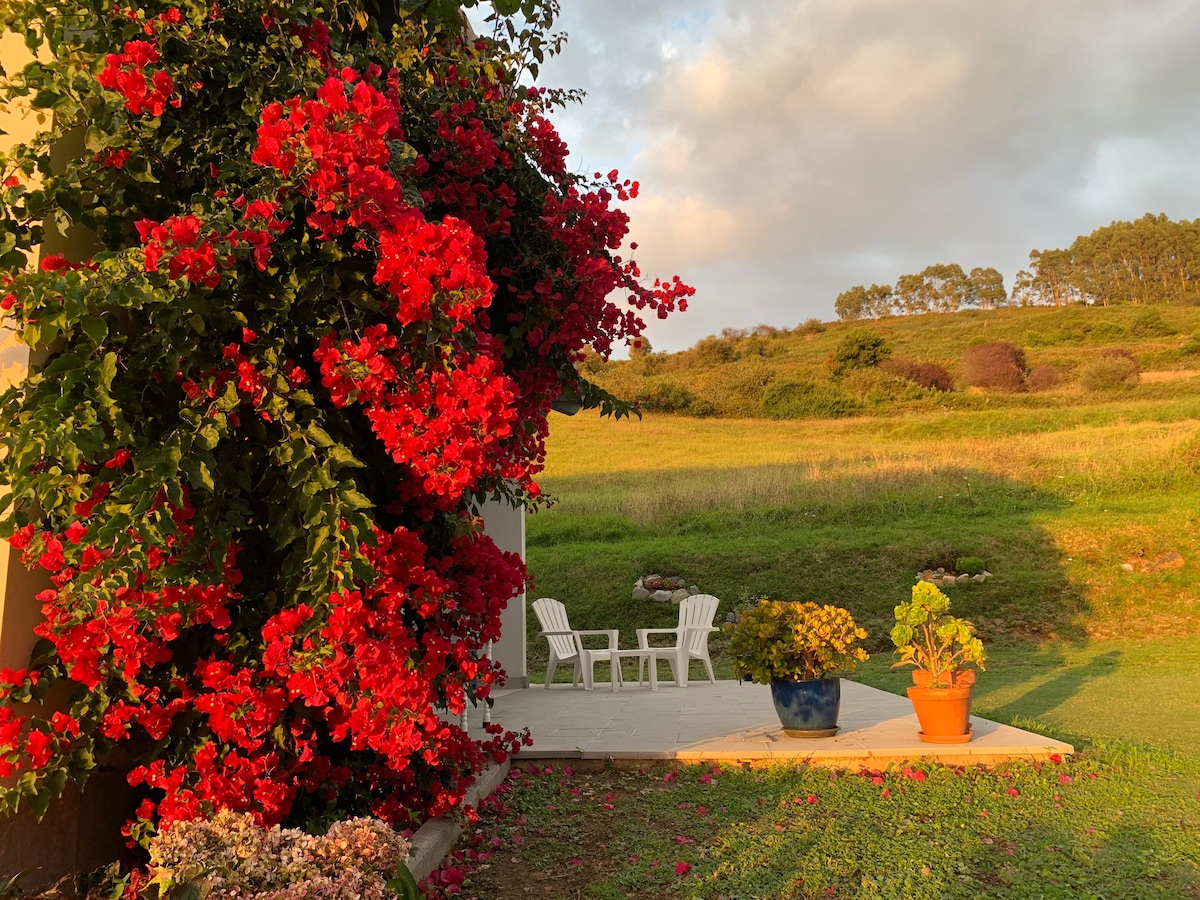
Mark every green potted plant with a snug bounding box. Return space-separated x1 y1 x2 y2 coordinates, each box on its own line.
891 582 987 743
726 599 869 737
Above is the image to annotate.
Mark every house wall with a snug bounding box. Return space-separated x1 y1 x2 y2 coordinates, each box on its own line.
481 497 528 689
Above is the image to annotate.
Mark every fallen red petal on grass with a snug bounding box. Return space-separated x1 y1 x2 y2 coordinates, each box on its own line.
675 862 692 876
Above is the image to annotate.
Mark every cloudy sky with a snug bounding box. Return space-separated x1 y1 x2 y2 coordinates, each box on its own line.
490 0 1200 353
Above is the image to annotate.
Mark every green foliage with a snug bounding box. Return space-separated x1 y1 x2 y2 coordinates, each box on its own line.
725 599 869 683
634 381 716 417
891 582 986 686
827 328 893 377
1080 354 1140 391
690 335 737 366
955 556 985 575
759 377 861 420
1129 308 1177 337
1181 332 1200 356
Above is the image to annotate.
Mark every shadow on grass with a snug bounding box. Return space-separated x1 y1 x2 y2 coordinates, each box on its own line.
980 650 1122 727
525 463 1087 682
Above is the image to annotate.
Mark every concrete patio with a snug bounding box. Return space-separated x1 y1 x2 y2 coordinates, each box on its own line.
471 678 1073 767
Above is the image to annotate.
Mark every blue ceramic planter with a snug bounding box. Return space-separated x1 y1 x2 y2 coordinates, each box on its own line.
770 677 841 737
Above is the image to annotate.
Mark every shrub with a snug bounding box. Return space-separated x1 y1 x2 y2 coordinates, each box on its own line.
636 381 715 417
148 811 413 899
760 378 862 420
1080 354 1140 391
798 318 826 336
702 359 779 417
1026 364 1061 392
1182 333 1200 356
629 336 654 359
691 335 738 367
1091 321 1127 342
840 368 927 406
1129 309 1176 337
0 0 691 839
961 341 1027 392
881 359 955 392
1098 346 1140 373
828 329 893 377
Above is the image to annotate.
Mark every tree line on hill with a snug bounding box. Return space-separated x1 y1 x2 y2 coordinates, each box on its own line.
836 213 1200 321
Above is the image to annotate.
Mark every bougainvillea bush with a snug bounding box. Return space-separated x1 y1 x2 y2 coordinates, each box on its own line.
0 0 689 844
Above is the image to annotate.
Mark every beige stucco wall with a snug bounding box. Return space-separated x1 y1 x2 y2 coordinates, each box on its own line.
0 31 49 674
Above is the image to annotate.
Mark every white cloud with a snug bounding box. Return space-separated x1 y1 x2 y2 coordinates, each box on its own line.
535 0 1200 351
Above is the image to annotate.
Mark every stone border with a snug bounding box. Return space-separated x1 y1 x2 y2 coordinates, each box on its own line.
405 760 511 883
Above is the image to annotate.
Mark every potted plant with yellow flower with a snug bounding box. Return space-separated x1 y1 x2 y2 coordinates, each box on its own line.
891 581 987 743
726 599 869 737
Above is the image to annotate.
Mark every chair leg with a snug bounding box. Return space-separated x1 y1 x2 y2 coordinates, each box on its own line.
702 654 716 683
544 655 558 689
676 647 689 687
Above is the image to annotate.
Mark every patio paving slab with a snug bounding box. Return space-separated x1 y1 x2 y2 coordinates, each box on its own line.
473 679 1072 767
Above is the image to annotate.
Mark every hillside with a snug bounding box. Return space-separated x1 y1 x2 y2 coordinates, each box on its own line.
584 303 1200 419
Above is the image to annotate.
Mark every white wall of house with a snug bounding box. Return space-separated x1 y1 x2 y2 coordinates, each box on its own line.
481 497 528 689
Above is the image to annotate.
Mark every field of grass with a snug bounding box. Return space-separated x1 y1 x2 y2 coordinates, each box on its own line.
441 372 1200 898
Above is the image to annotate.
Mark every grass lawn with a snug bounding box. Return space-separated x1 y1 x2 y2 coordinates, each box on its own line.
427 396 1200 898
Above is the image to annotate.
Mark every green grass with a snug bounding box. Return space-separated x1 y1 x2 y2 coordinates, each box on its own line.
441 749 1200 899
450 356 1200 898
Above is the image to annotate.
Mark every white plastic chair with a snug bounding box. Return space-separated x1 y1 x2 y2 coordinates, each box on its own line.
636 594 720 687
532 597 619 690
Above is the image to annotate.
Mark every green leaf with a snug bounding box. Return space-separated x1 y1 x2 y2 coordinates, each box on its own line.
30 90 62 110
305 423 334 447
42 352 83 377
83 125 110 152
81 316 108 345
338 489 373 510
386 865 421 900
182 456 215 491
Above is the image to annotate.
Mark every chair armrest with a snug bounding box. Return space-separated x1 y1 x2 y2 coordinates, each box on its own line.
636 627 680 648
575 629 620 649
537 630 577 638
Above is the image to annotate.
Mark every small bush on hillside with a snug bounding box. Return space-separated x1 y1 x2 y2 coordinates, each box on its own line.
1091 321 1127 342
692 336 738 367
1180 333 1200 355
703 360 779 416
1098 346 1141 372
881 359 955 392
961 341 1027 392
1079 355 1140 391
629 336 654 358
841 368 929 406
798 318 826 336
760 378 862 420
1129 309 1176 337
828 329 893 377
741 335 769 358
1026 364 1061 392
636 381 716 416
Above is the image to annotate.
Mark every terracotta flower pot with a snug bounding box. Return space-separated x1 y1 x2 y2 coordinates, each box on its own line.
906 683 973 743
911 668 976 688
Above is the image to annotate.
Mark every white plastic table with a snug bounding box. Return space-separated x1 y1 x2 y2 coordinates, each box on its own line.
609 647 690 691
